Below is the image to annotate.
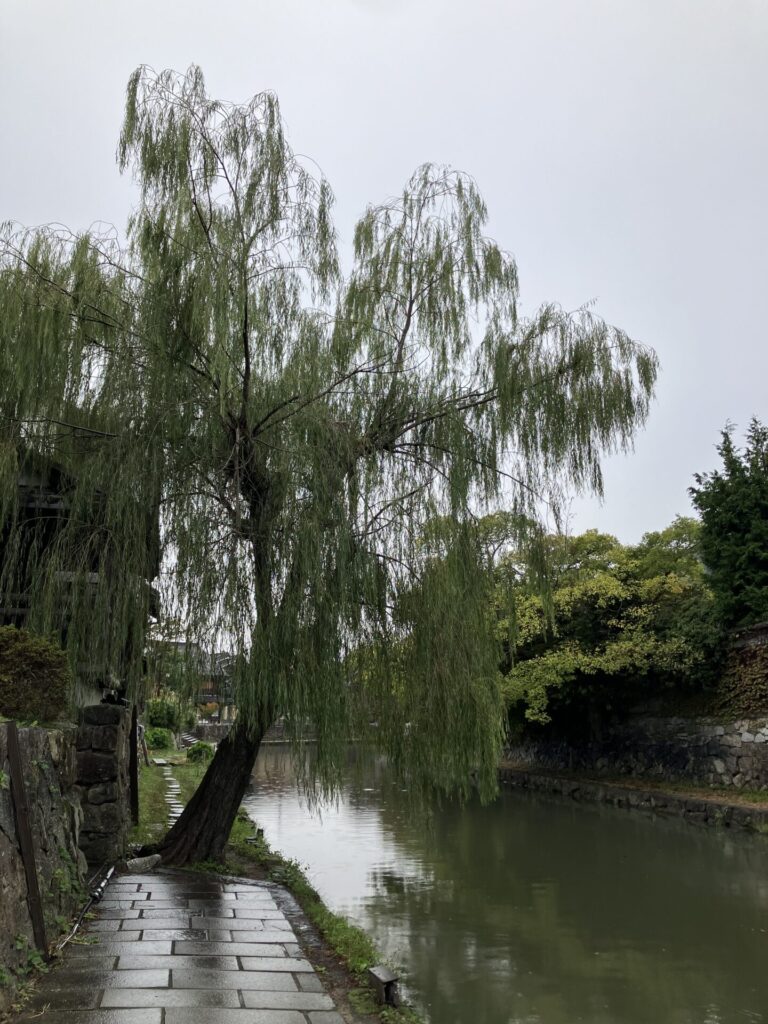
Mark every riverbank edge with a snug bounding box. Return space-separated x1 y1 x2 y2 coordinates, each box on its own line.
142 756 425 1024
223 809 425 1024
498 764 768 831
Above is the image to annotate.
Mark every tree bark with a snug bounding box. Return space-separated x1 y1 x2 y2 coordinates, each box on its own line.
147 724 264 866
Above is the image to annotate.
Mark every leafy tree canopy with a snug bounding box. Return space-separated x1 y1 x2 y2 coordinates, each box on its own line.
0 66 657 857
498 519 721 729
690 418 768 629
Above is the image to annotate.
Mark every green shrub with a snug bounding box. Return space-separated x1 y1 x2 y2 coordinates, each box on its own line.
181 707 197 731
144 726 174 750
0 626 71 721
187 740 214 763
146 697 180 730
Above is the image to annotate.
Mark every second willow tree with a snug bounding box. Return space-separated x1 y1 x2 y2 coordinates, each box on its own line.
0 67 658 863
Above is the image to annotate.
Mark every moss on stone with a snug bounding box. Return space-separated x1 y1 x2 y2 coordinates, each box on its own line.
0 627 71 721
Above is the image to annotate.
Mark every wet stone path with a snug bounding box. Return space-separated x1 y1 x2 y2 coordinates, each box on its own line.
19 870 343 1024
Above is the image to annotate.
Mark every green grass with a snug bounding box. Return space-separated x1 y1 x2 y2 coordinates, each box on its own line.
170 761 207 803
129 763 168 847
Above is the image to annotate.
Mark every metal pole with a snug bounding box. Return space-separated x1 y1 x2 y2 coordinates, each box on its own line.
6 720 48 957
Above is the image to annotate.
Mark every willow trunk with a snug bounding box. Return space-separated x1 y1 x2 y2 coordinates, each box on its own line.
151 726 264 865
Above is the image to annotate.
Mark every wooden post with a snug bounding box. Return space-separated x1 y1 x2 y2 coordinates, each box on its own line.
129 703 140 825
6 721 48 957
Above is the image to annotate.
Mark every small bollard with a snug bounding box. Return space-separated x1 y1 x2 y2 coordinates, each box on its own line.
367 964 400 1007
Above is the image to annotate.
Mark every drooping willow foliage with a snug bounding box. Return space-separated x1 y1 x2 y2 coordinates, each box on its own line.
0 66 658 801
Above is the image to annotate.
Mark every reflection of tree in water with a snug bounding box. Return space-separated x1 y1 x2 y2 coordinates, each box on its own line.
361 790 768 1024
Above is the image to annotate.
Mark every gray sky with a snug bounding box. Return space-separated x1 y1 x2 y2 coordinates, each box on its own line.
2 0 766 542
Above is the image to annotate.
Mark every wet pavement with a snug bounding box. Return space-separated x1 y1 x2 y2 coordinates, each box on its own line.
19 871 344 1024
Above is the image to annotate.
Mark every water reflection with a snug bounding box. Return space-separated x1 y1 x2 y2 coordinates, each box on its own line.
244 745 768 1024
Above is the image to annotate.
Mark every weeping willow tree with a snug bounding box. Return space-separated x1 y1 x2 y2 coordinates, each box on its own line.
0 66 658 863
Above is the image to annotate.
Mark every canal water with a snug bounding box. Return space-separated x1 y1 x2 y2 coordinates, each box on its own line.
243 744 768 1024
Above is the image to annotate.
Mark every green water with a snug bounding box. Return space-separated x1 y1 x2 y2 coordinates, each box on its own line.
244 745 768 1024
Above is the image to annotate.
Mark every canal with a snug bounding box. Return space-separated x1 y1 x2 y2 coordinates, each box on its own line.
243 744 768 1024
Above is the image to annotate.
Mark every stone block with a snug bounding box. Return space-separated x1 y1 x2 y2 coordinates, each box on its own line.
84 801 125 834
90 726 120 752
77 750 118 783
77 725 95 750
88 782 119 804
81 703 127 726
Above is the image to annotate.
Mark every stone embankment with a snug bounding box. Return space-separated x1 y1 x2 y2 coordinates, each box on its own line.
0 723 86 1007
499 765 768 832
1 704 135 1009
506 716 768 791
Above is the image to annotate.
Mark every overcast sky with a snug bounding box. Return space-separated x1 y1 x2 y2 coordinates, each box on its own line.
2 0 766 542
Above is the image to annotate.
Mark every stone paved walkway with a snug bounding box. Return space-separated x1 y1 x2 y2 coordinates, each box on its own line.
19 870 344 1024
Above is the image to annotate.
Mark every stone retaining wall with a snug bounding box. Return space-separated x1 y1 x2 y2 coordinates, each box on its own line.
498 766 768 832
506 715 768 790
195 721 231 743
0 723 87 1008
75 703 132 864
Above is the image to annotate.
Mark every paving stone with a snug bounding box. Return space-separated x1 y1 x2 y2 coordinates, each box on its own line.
174 941 286 957
18 1012 161 1024
297 974 325 993
241 991 335 1010
42 969 170 988
84 931 142 943
223 884 272 892
139 885 224 895
171 968 298 990
25 987 102 1009
189 916 262 930
102 988 241 1008
137 909 195 920
232 909 285 919
85 940 173 955
100 897 150 906
187 899 258 912
116 955 240 970
135 900 190 909
115 874 165 883
122 917 192 929
183 892 238 902
114 876 166 884
230 930 297 943
165 1010 305 1024
59 956 118 971
135 928 208 940
20 870 341 1024
238 957 313 972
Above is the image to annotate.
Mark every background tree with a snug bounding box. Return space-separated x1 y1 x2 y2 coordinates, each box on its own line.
690 418 768 629
498 520 721 735
0 66 657 864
